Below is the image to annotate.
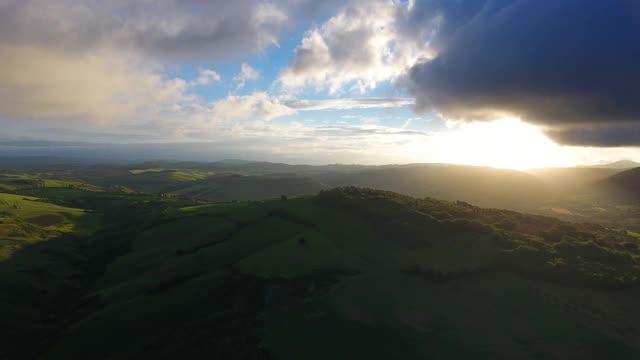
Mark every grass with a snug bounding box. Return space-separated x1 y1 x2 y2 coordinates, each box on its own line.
0 183 16 191
629 231 640 239
0 192 100 260
45 199 363 357
0 193 84 222
129 168 168 174
0 173 104 193
169 174 324 201
238 230 350 278
4 188 640 359
129 168 214 182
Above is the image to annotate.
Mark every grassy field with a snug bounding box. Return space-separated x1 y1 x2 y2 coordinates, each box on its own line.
36 190 640 359
0 192 100 260
170 174 325 201
129 168 215 182
0 173 102 192
0 192 92 230
0 193 84 219
0 187 108 359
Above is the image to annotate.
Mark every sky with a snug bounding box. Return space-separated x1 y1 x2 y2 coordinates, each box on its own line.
0 0 639 169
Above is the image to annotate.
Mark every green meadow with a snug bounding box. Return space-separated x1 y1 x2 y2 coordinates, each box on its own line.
129 168 215 182
0 192 100 260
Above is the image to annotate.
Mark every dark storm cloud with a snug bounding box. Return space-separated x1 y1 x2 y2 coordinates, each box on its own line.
546 126 640 147
406 0 640 146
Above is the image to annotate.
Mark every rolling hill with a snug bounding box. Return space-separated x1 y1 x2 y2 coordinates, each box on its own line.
3 187 640 359
5 160 640 230
526 167 621 192
1 161 552 216
17 161 551 210
584 160 640 169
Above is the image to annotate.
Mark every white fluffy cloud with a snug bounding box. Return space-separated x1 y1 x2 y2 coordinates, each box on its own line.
190 69 221 86
234 63 261 89
278 0 433 94
208 92 295 123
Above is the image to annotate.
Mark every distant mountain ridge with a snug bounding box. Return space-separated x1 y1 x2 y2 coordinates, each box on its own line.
597 167 640 202
581 159 640 169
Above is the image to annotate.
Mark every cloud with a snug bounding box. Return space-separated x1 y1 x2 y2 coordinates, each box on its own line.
5 0 637 156
0 45 188 122
0 121 434 165
278 0 433 94
173 122 437 164
404 0 640 146
204 94 414 123
0 0 348 61
309 125 431 137
0 0 341 123
545 125 640 147
5 114 640 167
207 93 295 123
234 63 260 89
284 97 414 111
0 0 292 60
190 69 221 86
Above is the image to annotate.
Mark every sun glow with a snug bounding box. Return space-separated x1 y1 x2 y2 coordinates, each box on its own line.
428 118 576 170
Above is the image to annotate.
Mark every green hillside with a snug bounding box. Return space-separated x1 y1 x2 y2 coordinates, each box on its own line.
0 193 84 220
0 190 108 359
0 192 100 257
2 187 636 359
